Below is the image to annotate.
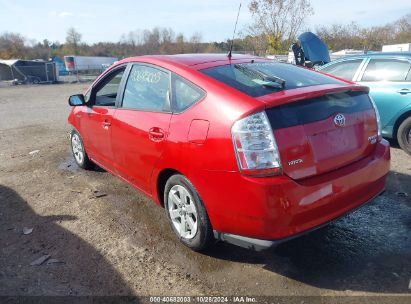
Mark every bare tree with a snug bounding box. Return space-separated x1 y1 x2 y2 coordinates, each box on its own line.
65 27 82 55
316 22 363 51
0 32 26 59
248 0 313 53
188 32 203 53
161 28 175 44
316 14 411 52
174 33 186 53
392 15 411 44
122 29 144 47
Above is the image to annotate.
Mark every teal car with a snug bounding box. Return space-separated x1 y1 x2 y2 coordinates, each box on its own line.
318 52 411 155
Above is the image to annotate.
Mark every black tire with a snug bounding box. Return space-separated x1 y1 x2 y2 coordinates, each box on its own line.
397 116 411 156
164 174 214 251
70 129 93 169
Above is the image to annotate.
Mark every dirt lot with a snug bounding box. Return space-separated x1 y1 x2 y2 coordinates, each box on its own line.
0 83 410 301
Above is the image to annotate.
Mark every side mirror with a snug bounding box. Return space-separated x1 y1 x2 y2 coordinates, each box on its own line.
68 94 86 106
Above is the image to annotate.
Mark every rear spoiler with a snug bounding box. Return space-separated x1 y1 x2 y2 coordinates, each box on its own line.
256 84 370 108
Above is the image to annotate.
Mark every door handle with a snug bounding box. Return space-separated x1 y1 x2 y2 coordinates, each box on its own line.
397 89 411 95
149 127 165 142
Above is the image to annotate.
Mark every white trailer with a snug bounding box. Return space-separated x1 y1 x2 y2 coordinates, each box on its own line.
64 56 118 72
382 43 411 52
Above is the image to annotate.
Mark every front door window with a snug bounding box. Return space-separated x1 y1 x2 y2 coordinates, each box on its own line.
92 68 125 107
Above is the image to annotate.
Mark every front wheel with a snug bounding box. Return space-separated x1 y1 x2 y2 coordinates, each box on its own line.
70 130 93 169
397 117 411 156
164 174 213 251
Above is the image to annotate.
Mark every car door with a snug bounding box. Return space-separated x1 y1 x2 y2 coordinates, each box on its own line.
110 63 172 194
80 65 127 170
357 58 411 128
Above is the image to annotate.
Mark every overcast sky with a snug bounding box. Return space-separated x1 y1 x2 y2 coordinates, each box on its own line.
0 0 410 44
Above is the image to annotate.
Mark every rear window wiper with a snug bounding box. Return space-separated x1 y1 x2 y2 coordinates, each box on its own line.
234 64 286 89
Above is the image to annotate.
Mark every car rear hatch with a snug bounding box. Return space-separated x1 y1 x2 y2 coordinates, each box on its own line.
298 32 331 64
260 85 379 180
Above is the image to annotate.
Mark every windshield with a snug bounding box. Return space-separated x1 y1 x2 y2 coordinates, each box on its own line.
200 62 344 97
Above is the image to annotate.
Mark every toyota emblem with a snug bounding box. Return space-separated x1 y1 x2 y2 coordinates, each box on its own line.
334 113 346 127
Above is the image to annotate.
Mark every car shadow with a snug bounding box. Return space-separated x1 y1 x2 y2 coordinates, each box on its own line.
387 138 401 149
0 184 134 296
205 171 411 293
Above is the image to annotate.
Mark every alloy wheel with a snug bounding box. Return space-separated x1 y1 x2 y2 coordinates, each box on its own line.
71 133 84 165
168 185 198 239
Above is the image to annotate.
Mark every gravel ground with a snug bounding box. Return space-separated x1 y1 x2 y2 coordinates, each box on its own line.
0 83 410 302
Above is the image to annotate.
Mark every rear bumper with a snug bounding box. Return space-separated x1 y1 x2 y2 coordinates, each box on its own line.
194 140 390 245
213 188 385 251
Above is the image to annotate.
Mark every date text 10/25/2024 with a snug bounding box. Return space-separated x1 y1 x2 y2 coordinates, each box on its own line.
149 296 257 303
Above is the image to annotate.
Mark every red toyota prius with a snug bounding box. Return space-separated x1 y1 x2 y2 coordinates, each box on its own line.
67 54 390 251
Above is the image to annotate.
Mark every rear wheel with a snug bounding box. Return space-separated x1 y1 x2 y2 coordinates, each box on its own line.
70 130 93 169
397 117 411 156
164 174 213 251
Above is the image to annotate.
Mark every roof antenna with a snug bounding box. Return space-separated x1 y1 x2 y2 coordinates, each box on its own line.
228 3 242 59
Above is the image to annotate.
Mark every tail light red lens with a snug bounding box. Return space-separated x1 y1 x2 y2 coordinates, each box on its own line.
231 111 282 177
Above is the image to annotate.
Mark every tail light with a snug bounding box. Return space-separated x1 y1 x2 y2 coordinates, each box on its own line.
369 96 382 141
231 111 282 176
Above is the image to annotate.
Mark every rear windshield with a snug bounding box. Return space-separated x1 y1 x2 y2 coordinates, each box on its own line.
200 62 344 97
265 91 373 130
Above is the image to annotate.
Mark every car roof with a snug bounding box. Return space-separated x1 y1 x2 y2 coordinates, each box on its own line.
368 51 411 57
333 52 411 61
121 53 260 68
318 52 411 70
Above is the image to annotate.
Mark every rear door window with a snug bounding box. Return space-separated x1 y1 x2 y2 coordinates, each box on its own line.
122 64 170 112
172 75 205 112
361 58 411 82
320 59 363 81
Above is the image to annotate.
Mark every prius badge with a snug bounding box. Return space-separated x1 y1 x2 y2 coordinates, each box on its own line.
333 113 346 127
288 159 303 166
